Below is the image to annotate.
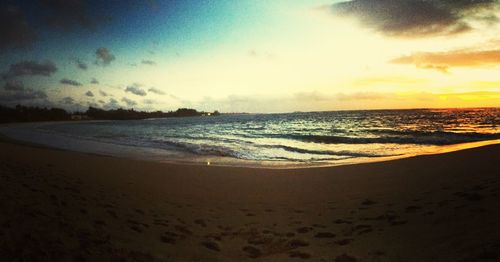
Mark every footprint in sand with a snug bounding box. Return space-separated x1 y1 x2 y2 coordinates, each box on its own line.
335 239 353 246
454 191 485 201
94 220 106 226
154 219 169 227
242 245 262 259
107 210 118 219
160 231 179 244
194 219 207 227
335 253 357 262
361 199 377 206
405 205 422 213
174 225 192 235
288 239 309 248
128 219 149 232
390 220 407 226
289 250 311 259
296 227 313 234
201 240 220 252
371 250 386 257
353 224 373 235
247 234 273 246
314 232 336 238
334 219 352 225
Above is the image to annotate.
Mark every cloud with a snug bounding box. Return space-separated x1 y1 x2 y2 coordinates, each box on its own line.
95 47 115 66
143 99 156 105
60 96 75 105
121 97 137 107
0 3 36 52
2 60 57 79
99 90 108 97
141 59 156 65
148 87 165 95
91 78 99 84
3 80 24 91
327 0 498 37
0 84 48 104
85 90 94 97
76 59 88 70
60 78 82 86
39 0 109 31
391 48 500 72
100 98 120 110
335 92 389 101
125 84 147 96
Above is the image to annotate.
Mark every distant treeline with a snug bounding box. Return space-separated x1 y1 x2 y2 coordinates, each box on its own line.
0 105 220 123
85 107 219 120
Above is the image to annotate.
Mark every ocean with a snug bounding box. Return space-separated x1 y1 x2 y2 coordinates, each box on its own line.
1 108 499 167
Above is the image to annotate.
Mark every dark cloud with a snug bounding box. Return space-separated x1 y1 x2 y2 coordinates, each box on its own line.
99 90 108 97
76 59 88 70
95 47 115 66
60 78 82 86
1 80 47 102
0 3 37 52
2 60 57 79
3 80 25 91
125 84 147 96
391 48 500 72
141 59 156 65
328 0 498 37
39 0 106 31
91 78 99 84
0 87 48 104
121 97 137 107
148 87 165 95
60 96 75 105
85 90 94 97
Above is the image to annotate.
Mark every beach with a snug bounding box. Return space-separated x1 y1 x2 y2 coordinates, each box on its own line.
0 140 499 261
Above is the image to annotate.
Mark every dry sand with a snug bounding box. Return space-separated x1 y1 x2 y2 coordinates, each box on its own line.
0 140 499 261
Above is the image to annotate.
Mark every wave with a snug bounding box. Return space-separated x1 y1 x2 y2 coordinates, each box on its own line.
255 144 387 158
266 131 500 145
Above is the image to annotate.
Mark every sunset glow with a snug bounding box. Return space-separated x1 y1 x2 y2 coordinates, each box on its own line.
1 0 499 112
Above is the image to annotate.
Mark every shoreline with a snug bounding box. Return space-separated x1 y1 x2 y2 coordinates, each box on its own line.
1 139 499 260
1 121 500 170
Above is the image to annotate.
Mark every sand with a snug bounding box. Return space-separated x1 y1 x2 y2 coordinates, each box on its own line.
0 140 499 261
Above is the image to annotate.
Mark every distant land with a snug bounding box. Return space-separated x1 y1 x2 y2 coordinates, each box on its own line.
0 104 220 123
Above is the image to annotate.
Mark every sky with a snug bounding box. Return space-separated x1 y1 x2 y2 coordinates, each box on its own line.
1 0 499 113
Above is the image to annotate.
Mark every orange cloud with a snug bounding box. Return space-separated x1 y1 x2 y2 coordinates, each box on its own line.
391 49 500 73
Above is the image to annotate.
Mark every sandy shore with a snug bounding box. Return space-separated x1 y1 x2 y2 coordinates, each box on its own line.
0 140 499 261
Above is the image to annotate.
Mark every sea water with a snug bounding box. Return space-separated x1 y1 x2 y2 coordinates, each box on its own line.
1 108 499 167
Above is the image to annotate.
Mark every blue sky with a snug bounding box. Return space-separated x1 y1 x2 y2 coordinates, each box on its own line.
1 0 499 112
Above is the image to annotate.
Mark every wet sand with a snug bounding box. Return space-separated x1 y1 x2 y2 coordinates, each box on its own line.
0 140 499 261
